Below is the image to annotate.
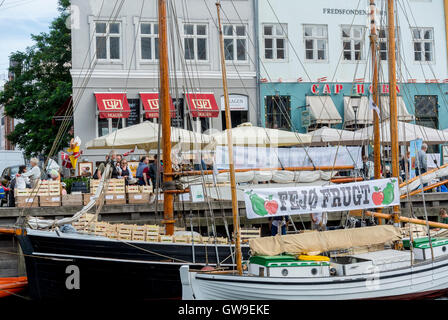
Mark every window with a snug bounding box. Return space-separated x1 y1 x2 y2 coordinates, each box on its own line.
412 28 434 62
265 96 291 130
140 22 159 61
97 118 125 137
378 27 399 61
184 24 208 61
341 26 364 61
95 22 121 60
304 25 328 61
263 24 287 60
415 95 438 153
223 24 247 61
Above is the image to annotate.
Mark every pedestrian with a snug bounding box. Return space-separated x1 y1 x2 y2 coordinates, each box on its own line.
268 216 289 236
360 155 373 180
416 143 428 176
15 166 30 190
310 212 327 231
384 165 392 178
400 151 410 182
149 154 163 187
0 179 10 207
21 158 41 188
96 151 119 179
119 159 135 185
136 156 150 186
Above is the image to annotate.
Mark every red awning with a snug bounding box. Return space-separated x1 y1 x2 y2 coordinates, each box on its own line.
185 92 219 118
95 93 131 119
140 93 176 118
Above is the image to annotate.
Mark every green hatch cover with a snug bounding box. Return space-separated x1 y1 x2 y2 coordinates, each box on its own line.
249 255 297 267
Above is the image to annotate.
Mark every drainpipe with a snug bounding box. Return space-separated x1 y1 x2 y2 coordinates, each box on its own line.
253 0 261 126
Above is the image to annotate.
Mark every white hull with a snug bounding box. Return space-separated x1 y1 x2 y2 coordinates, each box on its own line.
180 256 448 300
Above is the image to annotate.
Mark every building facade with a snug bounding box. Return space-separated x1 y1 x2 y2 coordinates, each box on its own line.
71 0 258 163
257 0 448 141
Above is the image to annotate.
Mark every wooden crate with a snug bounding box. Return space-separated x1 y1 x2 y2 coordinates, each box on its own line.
128 193 150 204
145 225 160 238
160 235 173 243
126 185 140 193
83 193 95 205
91 179 125 187
117 224 134 240
62 194 83 206
146 235 159 243
88 222 109 236
15 188 38 196
39 195 61 207
241 228 261 242
132 225 146 241
105 193 126 205
140 186 153 193
15 196 39 208
105 224 118 239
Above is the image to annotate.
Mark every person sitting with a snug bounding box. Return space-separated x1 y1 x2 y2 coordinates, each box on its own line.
440 209 448 225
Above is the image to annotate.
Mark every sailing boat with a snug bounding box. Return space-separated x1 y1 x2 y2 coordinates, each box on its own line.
0 0 251 300
180 0 448 300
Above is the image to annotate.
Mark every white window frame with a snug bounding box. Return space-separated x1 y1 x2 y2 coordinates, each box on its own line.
96 117 127 138
88 16 127 65
303 24 328 62
223 24 248 63
262 23 288 62
411 27 434 63
93 21 122 62
135 18 159 64
183 23 209 63
378 27 399 61
341 25 365 62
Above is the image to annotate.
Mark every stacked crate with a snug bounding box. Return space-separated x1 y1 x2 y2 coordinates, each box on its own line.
160 235 174 243
240 228 261 243
132 225 146 241
72 213 96 232
145 225 160 242
15 189 39 208
105 224 118 239
140 186 153 193
116 224 133 241
38 181 61 207
87 221 108 237
62 192 83 206
127 185 150 204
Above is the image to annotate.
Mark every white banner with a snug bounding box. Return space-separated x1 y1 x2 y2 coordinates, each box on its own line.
215 146 362 170
244 178 400 219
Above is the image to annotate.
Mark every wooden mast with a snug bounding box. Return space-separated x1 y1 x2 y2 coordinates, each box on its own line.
159 0 175 235
369 0 383 223
387 0 401 226
216 1 243 275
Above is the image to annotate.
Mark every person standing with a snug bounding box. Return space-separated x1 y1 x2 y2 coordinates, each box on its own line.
15 166 30 190
149 154 163 188
21 158 41 188
310 212 327 231
269 216 289 236
136 156 150 186
416 143 428 176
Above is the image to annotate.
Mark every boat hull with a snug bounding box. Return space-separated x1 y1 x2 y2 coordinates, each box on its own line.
181 256 448 300
17 229 249 300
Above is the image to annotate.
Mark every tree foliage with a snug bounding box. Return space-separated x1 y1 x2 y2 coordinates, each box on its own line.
0 0 72 157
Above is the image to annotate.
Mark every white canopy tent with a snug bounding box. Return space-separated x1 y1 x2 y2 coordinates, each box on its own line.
309 126 365 146
356 120 448 145
210 122 312 147
86 121 213 152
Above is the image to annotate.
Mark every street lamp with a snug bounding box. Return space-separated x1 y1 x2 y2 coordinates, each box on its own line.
351 96 360 131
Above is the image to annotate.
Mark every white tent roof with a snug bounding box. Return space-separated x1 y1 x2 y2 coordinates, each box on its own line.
86 121 213 151
356 120 448 145
211 122 311 147
306 96 342 125
309 126 365 145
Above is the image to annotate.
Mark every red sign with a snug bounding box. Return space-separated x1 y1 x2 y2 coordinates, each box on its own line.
140 93 176 118
95 93 131 119
185 93 219 118
310 83 400 95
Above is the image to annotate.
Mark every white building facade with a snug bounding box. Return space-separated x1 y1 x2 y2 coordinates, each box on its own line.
70 0 258 164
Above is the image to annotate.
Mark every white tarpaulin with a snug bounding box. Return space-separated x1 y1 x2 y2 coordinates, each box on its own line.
244 178 400 219
215 146 362 169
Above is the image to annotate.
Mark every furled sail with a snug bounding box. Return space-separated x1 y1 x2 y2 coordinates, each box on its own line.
249 225 402 256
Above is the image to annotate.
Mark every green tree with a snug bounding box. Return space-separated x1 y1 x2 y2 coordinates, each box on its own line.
0 0 72 158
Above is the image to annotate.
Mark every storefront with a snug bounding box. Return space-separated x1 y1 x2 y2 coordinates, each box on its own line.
260 82 448 136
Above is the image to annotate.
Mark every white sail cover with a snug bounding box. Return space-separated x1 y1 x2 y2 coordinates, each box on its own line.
249 225 402 256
